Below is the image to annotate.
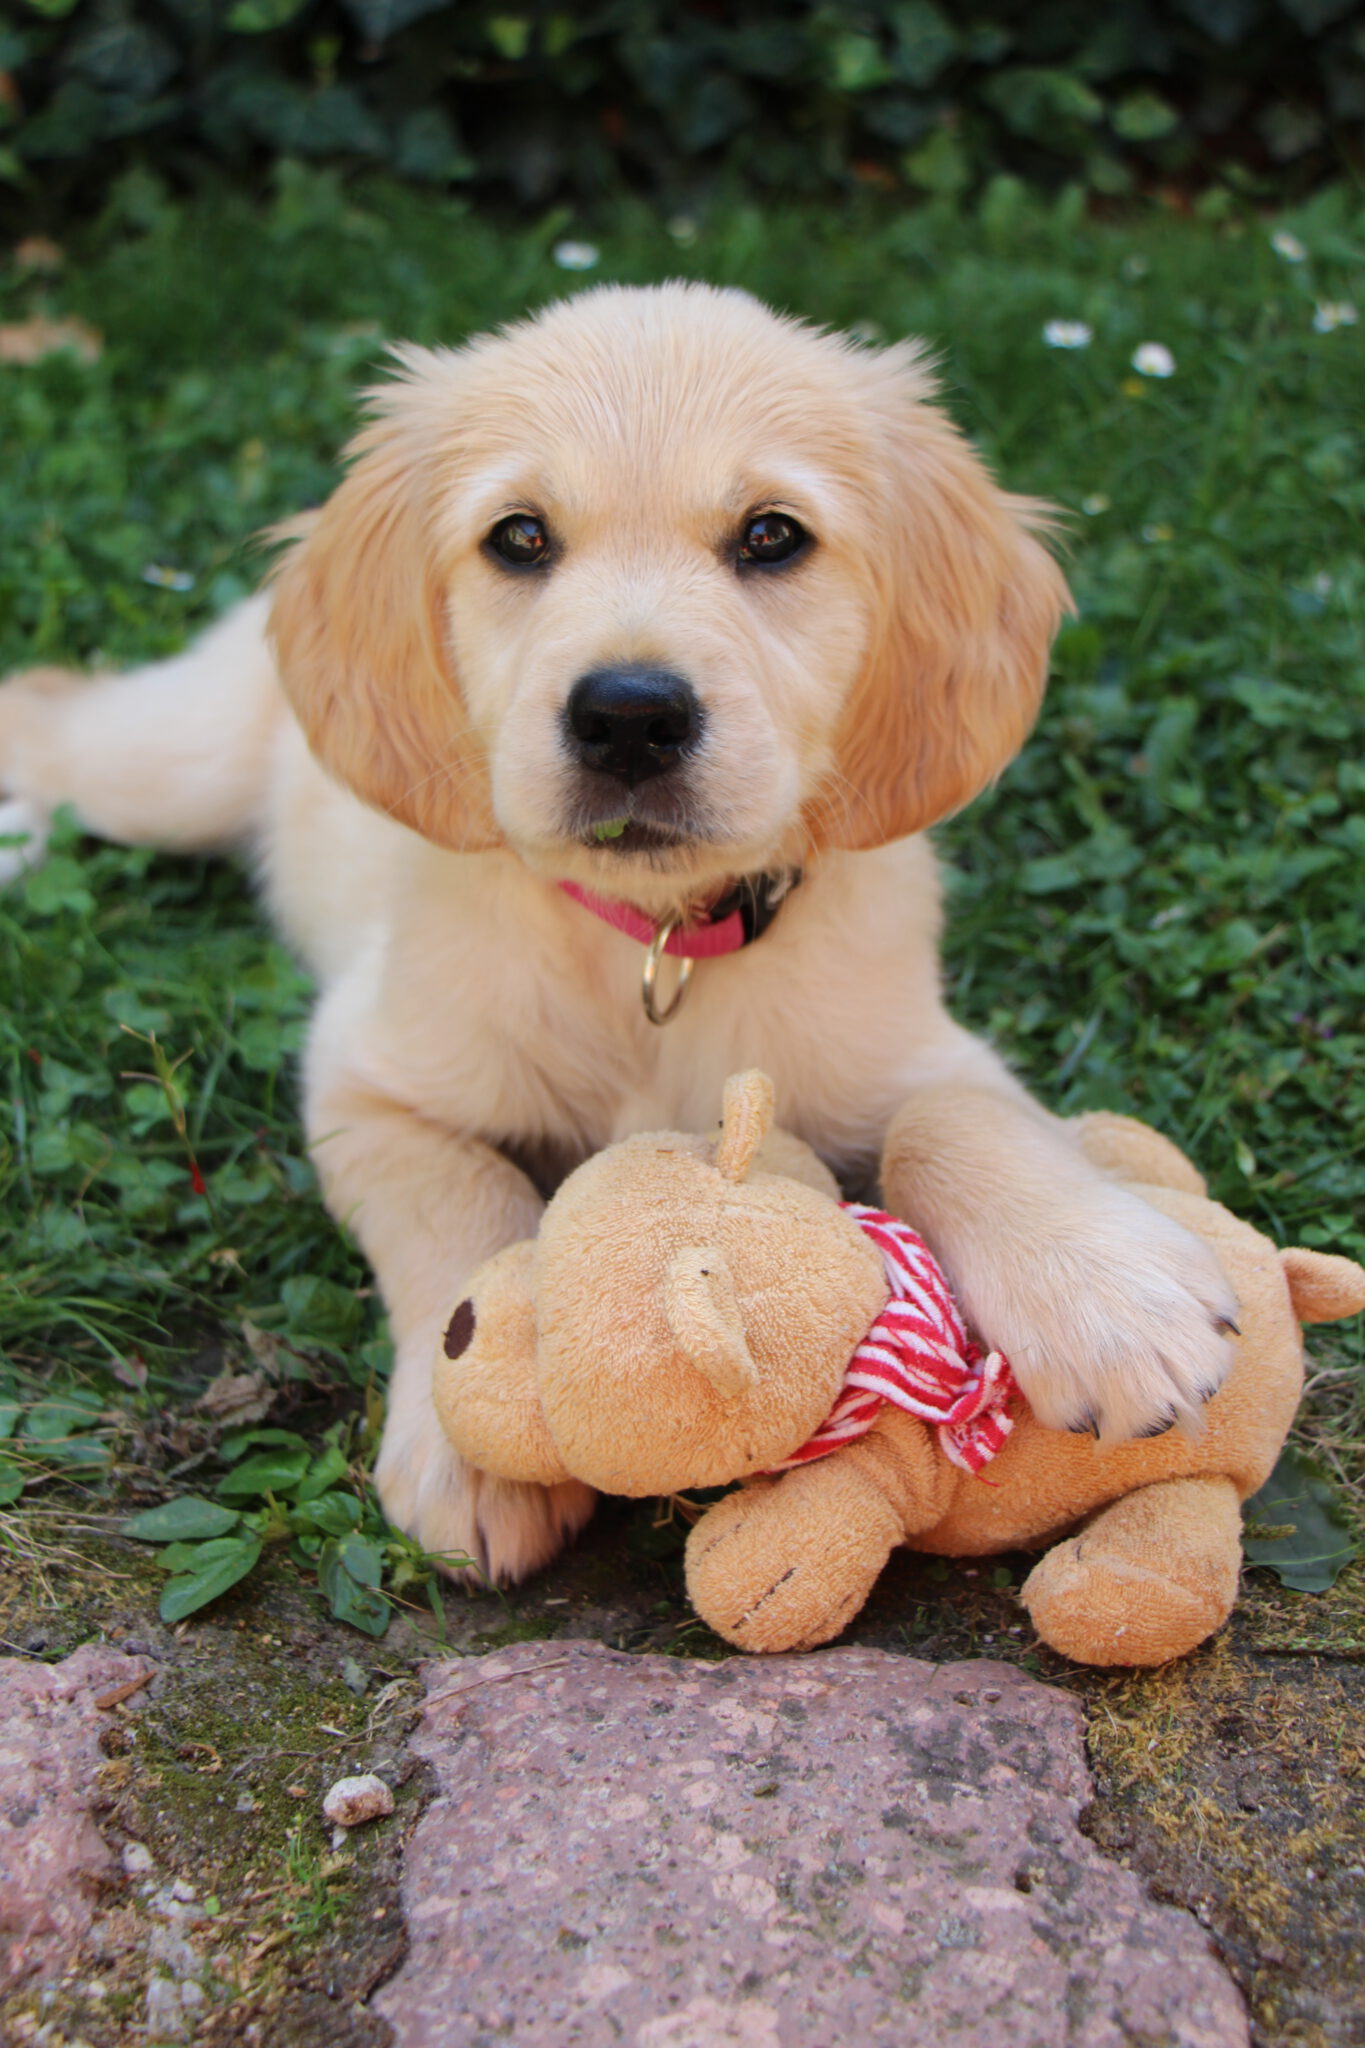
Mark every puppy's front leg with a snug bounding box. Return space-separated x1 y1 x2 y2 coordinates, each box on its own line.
882 1073 1238 1442
307 1065 593 1584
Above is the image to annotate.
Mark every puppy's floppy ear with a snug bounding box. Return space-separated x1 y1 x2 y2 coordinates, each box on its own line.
807 347 1072 851
267 349 501 850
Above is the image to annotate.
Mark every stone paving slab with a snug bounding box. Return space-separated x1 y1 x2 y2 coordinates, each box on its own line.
0 1644 138 1991
375 1640 1249 2048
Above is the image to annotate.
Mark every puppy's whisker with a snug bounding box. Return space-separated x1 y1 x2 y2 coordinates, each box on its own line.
393 731 482 808
801 761 875 853
388 734 505 852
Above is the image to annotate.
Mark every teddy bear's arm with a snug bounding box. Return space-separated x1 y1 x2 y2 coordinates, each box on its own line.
432 1241 573 1487
684 1412 952 1654
838 1407 957 1527
686 1458 901 1653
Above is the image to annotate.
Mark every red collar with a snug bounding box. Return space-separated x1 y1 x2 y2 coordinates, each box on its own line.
559 870 800 960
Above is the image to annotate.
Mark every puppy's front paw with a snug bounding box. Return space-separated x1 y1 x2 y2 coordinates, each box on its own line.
0 667 80 883
0 797 50 886
960 1185 1239 1443
376 1352 593 1585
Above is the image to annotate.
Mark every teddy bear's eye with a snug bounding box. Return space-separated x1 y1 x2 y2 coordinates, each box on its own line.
444 1299 476 1358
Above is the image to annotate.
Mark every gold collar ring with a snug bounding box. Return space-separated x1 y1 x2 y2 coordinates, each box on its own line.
642 914 694 1025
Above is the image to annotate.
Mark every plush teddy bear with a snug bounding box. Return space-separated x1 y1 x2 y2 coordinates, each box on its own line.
433 1071 1364 1666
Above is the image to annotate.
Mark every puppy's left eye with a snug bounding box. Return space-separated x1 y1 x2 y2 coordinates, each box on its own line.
738 512 809 567
487 514 551 568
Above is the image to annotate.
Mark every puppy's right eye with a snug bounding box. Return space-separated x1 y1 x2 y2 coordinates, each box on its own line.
487 514 551 568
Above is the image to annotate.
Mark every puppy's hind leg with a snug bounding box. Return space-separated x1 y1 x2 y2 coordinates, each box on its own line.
0 593 282 878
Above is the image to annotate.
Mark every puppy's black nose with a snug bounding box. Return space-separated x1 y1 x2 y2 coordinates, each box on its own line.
565 668 701 785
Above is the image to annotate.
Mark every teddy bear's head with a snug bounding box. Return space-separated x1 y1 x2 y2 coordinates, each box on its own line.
435 1072 888 1494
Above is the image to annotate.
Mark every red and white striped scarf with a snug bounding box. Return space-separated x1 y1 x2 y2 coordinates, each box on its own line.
770 1205 1016 1477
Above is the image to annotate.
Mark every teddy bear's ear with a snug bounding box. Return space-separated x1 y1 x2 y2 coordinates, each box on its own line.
1281 1247 1365 1324
664 1245 758 1399
713 1071 776 1184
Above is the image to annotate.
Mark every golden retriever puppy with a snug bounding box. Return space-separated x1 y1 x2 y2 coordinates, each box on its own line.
0 284 1236 1582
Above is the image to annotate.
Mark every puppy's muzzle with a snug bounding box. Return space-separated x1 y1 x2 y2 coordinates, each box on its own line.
565 667 702 785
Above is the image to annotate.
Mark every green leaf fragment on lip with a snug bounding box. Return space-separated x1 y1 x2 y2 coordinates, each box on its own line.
592 819 629 841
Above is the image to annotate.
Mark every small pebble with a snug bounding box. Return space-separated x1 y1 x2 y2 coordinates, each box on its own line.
122 1842 155 1876
145 1977 183 2029
323 1773 394 1828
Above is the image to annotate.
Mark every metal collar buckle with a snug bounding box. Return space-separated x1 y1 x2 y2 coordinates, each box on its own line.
642 914 694 1026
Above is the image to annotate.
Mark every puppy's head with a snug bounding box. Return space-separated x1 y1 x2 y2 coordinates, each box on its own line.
270 285 1069 910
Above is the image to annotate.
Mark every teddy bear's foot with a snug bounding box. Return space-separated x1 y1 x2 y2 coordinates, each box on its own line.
685 1462 902 1654
1021 1475 1242 1667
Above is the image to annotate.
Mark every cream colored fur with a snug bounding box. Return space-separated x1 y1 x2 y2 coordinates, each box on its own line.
0 283 1239 1584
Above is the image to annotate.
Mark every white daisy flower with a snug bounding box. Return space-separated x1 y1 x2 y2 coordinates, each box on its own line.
1312 301 1357 333
553 241 600 271
1131 342 1176 378
1043 320 1093 350
141 564 195 592
1270 229 1308 263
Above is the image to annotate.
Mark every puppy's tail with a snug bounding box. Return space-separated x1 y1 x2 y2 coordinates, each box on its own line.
0 593 283 877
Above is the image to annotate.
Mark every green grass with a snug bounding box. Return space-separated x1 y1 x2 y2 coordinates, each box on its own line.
2 168 1363 1572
